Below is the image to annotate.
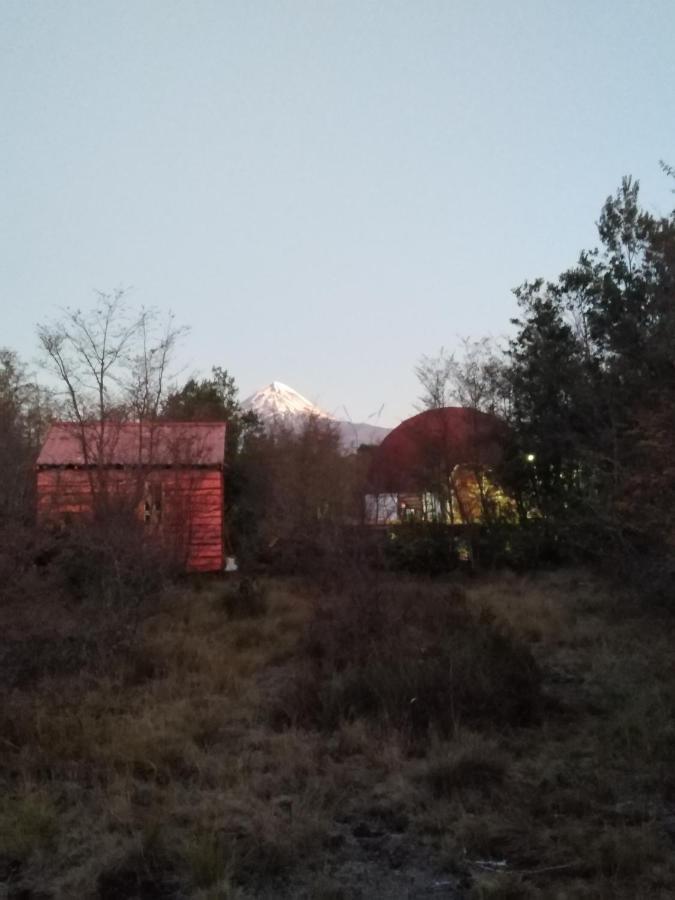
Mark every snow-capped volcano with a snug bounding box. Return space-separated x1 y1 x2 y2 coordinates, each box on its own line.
242 381 333 422
242 381 391 450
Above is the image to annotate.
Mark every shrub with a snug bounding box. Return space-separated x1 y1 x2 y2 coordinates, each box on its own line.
382 522 566 575
469 873 538 899
0 792 58 861
0 634 98 689
184 832 230 888
54 514 170 612
97 843 179 900
0 516 175 692
383 524 461 575
590 825 666 880
0 523 61 607
472 521 563 570
219 578 269 619
281 582 541 737
422 735 508 796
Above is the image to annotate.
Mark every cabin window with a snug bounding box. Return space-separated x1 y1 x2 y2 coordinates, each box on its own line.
143 482 162 524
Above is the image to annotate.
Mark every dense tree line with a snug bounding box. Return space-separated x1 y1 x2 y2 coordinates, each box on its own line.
0 351 50 523
163 370 363 568
504 175 675 573
416 173 674 582
1 169 672 588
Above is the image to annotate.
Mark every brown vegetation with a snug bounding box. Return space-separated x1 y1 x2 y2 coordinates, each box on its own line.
1 171 673 899
282 580 541 735
2 568 675 898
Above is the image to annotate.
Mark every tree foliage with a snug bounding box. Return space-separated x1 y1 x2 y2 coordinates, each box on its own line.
162 366 260 459
161 367 262 554
235 417 363 570
0 350 51 523
505 173 675 568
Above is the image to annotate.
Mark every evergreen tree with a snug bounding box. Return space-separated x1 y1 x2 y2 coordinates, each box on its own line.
162 367 262 556
506 173 675 565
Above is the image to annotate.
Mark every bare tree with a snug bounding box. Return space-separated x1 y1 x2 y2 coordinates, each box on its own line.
39 291 132 435
449 337 510 416
126 310 186 422
38 291 185 443
412 339 512 526
415 347 455 409
416 339 508 416
37 290 186 512
34 292 191 635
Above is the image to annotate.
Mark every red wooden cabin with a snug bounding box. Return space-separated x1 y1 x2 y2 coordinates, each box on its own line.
36 421 227 572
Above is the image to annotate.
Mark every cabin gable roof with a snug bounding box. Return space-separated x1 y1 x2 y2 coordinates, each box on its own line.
37 421 226 468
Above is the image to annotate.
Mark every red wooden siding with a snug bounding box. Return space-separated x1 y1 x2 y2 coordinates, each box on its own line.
37 468 224 572
163 469 225 572
36 422 226 573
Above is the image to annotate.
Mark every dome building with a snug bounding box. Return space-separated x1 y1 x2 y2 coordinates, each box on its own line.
365 407 510 525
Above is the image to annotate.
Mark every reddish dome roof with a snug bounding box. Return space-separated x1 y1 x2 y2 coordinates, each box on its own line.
368 407 507 493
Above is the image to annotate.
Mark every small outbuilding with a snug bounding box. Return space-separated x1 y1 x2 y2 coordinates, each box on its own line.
36 421 227 572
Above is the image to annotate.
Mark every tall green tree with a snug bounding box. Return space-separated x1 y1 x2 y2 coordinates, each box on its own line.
163 366 259 456
0 350 51 522
506 173 675 561
162 367 261 555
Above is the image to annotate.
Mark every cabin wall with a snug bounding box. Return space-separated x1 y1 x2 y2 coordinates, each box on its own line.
37 467 224 573
162 469 224 572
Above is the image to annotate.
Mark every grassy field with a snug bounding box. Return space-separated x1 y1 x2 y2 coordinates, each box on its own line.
1 568 674 898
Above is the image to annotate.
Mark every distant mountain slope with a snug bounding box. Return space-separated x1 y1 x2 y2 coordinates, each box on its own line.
335 419 391 449
242 381 328 421
241 382 390 449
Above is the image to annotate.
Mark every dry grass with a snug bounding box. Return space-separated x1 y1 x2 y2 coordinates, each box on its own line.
419 733 508 798
1 569 675 897
280 580 542 736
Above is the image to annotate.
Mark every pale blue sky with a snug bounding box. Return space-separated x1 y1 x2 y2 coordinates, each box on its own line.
2 1 673 424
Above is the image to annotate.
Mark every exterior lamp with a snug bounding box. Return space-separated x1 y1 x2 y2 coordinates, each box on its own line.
526 453 536 463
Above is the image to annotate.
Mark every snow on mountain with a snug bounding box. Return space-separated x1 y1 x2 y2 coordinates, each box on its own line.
241 381 333 421
241 382 390 449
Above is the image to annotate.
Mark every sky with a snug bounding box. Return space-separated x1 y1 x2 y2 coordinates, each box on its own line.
1 1 674 425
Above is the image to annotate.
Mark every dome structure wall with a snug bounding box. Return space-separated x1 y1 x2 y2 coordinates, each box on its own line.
368 407 507 494
365 407 510 525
